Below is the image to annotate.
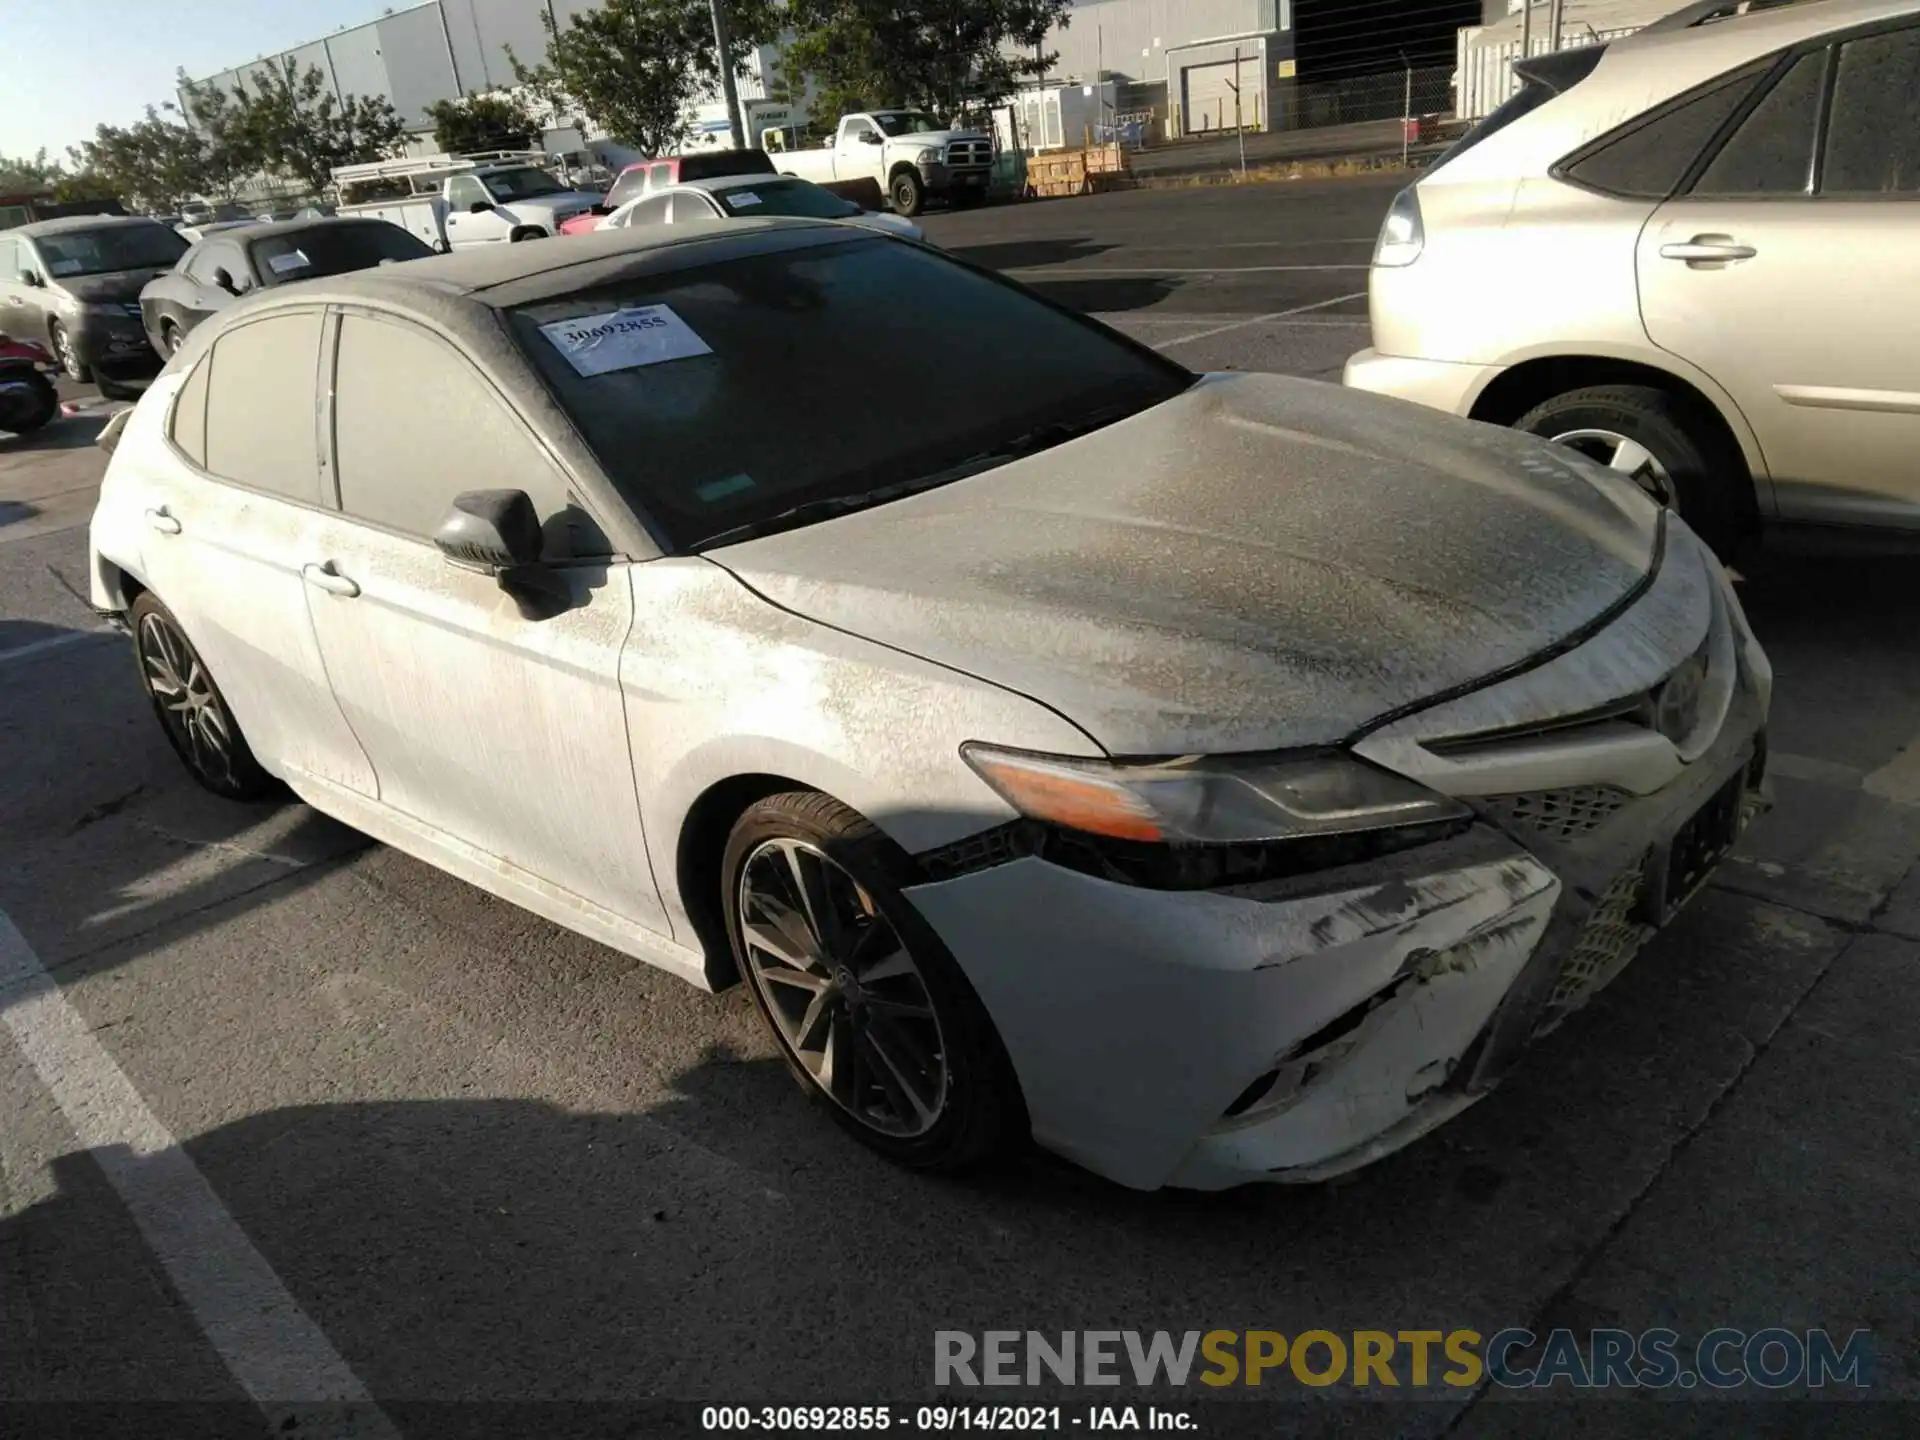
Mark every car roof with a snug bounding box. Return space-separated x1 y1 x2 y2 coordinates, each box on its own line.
1431 0 1920 184
232 216 414 246
14 214 172 238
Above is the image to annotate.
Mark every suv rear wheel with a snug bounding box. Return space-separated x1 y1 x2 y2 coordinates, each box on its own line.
1516 383 1743 560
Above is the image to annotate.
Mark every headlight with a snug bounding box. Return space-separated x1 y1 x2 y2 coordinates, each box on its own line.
961 745 1468 846
917 147 945 167
1373 186 1425 268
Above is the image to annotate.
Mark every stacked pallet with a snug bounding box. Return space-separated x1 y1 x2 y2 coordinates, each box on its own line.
1025 144 1136 199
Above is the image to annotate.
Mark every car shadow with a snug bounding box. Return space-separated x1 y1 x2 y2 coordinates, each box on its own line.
1014 275 1178 314
944 238 1118 271
0 413 104 454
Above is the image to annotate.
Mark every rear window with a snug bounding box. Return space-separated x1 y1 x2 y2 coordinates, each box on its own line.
714 180 858 219
32 223 187 277
250 223 433 285
506 235 1191 551
1432 46 1609 173
676 149 777 183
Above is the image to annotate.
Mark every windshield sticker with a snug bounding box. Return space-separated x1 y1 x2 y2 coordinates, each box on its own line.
695 473 756 502
267 250 310 275
47 259 84 277
539 304 713 378
729 191 763 207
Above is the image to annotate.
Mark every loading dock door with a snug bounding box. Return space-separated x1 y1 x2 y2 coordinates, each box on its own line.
1182 60 1245 135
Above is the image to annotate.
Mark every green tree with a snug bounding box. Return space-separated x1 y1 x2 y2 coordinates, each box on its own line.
0 149 66 193
181 59 406 195
424 91 543 154
69 108 217 211
781 0 1072 120
506 0 780 156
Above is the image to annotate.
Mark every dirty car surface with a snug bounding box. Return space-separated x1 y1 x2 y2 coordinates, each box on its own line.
87 220 1772 1190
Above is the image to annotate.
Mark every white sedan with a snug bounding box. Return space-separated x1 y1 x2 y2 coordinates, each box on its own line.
88 220 1770 1190
601 173 929 244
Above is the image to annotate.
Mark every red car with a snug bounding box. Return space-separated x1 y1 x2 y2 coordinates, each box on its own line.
558 149 778 234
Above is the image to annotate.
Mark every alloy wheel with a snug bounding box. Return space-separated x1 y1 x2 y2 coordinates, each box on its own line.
50 324 81 379
1550 427 1677 508
736 838 949 1138
138 611 237 788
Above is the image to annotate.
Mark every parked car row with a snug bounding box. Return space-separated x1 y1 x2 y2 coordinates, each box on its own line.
87 206 1769 1191
1347 0 1920 555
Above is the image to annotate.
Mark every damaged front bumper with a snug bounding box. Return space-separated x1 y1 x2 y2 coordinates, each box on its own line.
905 681 1767 1194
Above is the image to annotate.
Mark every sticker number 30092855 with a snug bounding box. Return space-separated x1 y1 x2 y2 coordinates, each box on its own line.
538 304 714 378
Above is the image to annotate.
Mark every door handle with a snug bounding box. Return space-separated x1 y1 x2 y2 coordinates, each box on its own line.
145 507 181 535
302 561 360 598
1660 237 1757 264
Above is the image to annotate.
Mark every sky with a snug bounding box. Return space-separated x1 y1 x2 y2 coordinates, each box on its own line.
0 0 395 163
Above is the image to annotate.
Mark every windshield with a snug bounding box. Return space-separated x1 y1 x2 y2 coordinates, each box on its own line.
507 235 1191 551
33 224 188 278
873 112 943 137
250 222 435 286
716 180 859 220
481 166 568 200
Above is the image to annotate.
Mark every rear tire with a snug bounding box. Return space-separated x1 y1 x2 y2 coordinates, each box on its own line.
128 591 277 802
159 318 183 356
888 168 926 217
509 225 547 243
723 791 1025 1173
0 373 56 433
1515 383 1745 561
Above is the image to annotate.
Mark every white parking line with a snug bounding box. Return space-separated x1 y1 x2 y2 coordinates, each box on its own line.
0 628 118 666
0 908 398 1434
1150 291 1371 349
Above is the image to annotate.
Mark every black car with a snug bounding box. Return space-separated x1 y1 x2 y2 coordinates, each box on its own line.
139 217 434 356
0 216 189 393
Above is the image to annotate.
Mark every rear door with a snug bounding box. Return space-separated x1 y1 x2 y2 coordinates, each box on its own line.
300 307 667 930
1637 23 1920 529
135 310 376 792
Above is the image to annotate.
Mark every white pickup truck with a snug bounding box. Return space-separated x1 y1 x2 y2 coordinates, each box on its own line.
772 111 993 217
331 151 604 253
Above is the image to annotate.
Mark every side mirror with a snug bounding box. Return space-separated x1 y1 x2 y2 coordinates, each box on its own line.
469 200 493 214
21 270 43 288
210 267 237 294
434 489 542 573
860 132 883 145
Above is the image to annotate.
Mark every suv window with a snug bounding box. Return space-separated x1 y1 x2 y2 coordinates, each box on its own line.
170 353 212 466
1561 65 1765 199
1692 49 1825 196
505 234 1191 551
331 313 597 557
203 311 324 503
1822 28 1920 194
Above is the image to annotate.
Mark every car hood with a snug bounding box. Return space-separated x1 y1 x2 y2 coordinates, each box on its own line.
894 129 989 146
55 269 173 304
711 372 1662 756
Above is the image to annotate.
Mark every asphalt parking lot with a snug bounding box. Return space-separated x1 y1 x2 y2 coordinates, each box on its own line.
3 177 1918 1437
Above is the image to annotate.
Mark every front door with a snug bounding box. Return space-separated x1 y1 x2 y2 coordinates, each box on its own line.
301 307 667 930
444 174 510 248
1636 27 1920 529
134 310 376 793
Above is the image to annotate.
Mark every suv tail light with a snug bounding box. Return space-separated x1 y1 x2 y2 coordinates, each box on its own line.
1373 187 1425 268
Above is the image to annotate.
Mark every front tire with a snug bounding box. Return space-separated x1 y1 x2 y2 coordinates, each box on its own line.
1515 383 1744 560
723 791 1025 1173
889 168 926 217
47 321 89 382
159 318 183 357
128 591 277 801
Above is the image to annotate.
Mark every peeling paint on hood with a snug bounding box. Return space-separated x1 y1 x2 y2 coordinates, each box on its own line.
714 373 1660 756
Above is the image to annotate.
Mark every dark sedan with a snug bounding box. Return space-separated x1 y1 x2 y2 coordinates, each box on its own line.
139 217 434 356
0 215 189 393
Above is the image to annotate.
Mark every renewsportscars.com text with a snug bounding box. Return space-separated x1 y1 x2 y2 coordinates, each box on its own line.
934 1328 1873 1391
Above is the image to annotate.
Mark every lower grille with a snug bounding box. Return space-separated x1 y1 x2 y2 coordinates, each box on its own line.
1483 785 1630 841
1536 868 1654 1033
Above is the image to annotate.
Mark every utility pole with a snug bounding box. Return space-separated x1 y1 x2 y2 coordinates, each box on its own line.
1231 47 1247 179
1547 0 1565 52
1521 0 1534 60
709 0 746 151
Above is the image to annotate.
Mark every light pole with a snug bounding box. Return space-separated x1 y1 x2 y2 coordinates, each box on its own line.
709 0 746 151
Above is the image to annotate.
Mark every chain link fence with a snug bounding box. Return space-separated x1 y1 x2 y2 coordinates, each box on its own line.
1278 64 1457 132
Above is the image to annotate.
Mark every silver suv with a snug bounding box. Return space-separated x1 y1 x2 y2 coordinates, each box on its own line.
1345 0 1920 557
